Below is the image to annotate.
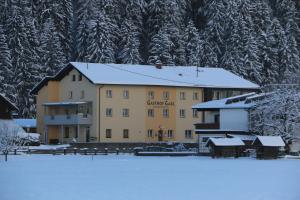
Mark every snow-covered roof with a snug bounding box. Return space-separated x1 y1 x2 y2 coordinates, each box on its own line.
71 62 259 88
253 136 285 147
14 119 36 128
192 93 257 110
43 101 88 106
31 62 259 95
206 137 245 146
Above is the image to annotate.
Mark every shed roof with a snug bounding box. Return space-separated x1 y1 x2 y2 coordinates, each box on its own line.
206 137 245 147
252 136 285 147
0 94 18 111
14 119 36 128
31 62 259 95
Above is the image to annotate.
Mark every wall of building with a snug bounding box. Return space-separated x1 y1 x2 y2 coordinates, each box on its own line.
59 69 99 142
220 109 249 131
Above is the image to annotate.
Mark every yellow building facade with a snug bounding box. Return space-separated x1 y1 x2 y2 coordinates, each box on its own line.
31 62 259 144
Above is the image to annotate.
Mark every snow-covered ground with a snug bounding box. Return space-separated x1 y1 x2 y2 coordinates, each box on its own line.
0 155 299 200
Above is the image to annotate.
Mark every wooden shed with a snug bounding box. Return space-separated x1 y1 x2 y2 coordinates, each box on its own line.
252 136 285 159
206 137 245 158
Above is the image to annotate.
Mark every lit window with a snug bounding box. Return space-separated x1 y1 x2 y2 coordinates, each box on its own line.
72 75 76 81
193 92 198 100
193 110 198 118
123 90 129 99
106 108 112 117
179 109 185 118
106 129 112 138
123 129 129 138
163 91 169 100
185 130 192 139
148 109 154 117
167 130 173 138
122 108 129 117
78 74 82 81
180 92 185 100
80 90 85 99
147 129 153 137
69 91 73 99
148 91 154 100
163 109 169 118
106 90 112 98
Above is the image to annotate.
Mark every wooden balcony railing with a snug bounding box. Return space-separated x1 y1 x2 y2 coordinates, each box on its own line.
194 123 220 130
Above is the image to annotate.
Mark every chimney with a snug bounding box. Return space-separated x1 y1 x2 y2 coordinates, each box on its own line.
155 60 163 69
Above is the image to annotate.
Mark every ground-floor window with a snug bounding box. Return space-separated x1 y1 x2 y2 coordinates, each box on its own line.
147 129 153 137
123 129 129 138
106 129 112 138
185 130 192 139
167 130 173 138
64 127 69 138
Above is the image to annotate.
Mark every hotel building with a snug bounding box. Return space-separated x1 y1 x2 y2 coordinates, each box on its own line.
30 62 259 144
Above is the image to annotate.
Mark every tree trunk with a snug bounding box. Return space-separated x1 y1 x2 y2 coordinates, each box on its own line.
5 153 8 162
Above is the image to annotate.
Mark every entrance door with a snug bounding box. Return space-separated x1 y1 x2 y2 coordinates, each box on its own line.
158 130 163 141
86 127 90 142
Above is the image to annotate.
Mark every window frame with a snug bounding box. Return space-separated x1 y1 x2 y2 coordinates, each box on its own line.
106 129 112 138
162 91 169 100
179 109 186 118
148 109 154 117
163 108 169 118
123 129 129 139
106 90 112 98
106 108 113 117
147 129 153 138
180 92 186 100
122 108 129 117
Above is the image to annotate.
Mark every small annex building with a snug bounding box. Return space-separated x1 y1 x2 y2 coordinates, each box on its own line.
206 137 245 158
14 118 37 133
252 136 285 159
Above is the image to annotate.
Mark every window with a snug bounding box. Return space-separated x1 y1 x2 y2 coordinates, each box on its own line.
148 109 154 117
64 127 69 138
78 74 82 81
180 92 185 100
106 108 112 117
122 108 129 117
72 75 76 81
80 90 85 99
185 130 192 139
123 90 129 99
193 110 198 118
148 91 154 100
69 91 73 99
163 91 169 100
179 109 185 118
123 129 129 138
106 90 112 98
106 129 112 138
163 109 169 118
147 129 153 137
167 130 173 138
193 92 199 100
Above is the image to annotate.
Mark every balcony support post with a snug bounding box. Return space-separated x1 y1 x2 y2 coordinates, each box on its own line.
61 125 64 144
77 124 80 142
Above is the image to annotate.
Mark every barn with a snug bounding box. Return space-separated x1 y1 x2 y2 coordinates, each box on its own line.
206 137 245 158
252 136 285 159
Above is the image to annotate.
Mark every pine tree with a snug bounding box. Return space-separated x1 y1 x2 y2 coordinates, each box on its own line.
40 19 66 76
0 25 14 100
85 11 116 63
184 20 200 66
118 20 142 64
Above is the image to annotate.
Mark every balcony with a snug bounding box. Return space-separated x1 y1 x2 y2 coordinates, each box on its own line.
44 114 92 125
194 123 220 130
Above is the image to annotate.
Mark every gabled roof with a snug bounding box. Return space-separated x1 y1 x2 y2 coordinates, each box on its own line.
192 92 260 110
0 94 18 111
206 137 245 147
31 62 259 95
252 136 285 147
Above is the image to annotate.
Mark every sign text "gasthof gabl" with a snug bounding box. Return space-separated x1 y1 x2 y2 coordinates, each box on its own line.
146 100 175 106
